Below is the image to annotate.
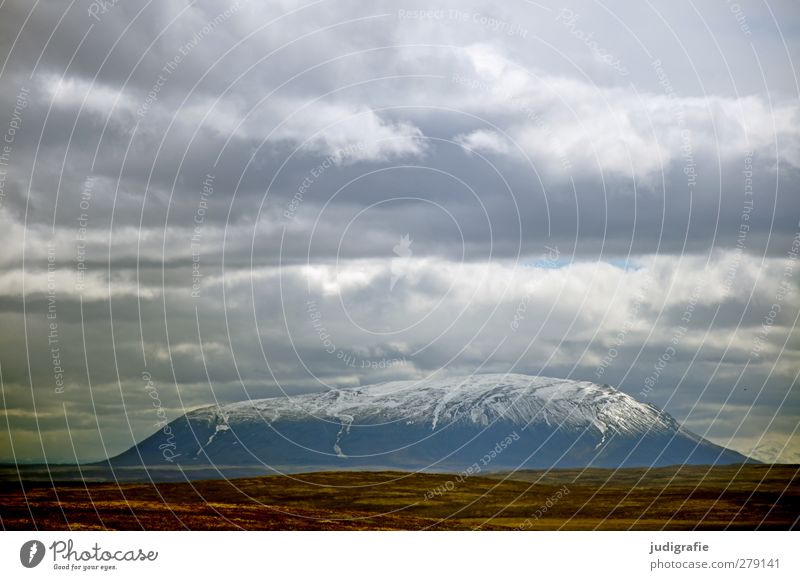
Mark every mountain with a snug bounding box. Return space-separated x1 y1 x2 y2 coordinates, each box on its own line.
107 374 754 476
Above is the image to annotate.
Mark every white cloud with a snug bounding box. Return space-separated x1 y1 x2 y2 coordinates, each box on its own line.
44 74 137 118
286 104 428 163
449 44 800 180
455 129 510 155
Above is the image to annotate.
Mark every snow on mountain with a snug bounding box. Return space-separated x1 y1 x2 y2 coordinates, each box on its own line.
201 373 676 436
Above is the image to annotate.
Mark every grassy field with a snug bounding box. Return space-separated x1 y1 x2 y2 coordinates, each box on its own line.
1 464 797 530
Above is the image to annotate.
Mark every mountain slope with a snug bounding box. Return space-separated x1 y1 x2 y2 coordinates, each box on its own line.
108 374 753 475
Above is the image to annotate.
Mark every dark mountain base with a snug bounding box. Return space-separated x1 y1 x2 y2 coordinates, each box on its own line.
107 413 753 475
1 464 796 530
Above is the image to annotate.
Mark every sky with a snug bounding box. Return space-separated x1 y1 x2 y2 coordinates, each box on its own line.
0 0 798 464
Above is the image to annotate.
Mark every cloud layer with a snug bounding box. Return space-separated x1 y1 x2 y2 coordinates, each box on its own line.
0 0 798 464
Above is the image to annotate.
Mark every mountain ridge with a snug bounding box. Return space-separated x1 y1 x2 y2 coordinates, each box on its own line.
107 373 754 475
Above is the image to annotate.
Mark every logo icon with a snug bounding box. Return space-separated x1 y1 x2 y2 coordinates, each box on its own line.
20 540 46 568
390 234 413 290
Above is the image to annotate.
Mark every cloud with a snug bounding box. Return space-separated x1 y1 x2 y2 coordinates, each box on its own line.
456 128 511 156
450 44 800 181
0 0 798 465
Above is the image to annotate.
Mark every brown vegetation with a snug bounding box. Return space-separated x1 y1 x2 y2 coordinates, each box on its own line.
1 464 797 530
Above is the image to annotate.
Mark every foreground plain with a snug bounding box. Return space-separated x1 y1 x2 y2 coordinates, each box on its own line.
0 464 797 530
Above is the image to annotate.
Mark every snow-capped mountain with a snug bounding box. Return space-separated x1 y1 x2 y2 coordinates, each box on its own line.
108 374 753 475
